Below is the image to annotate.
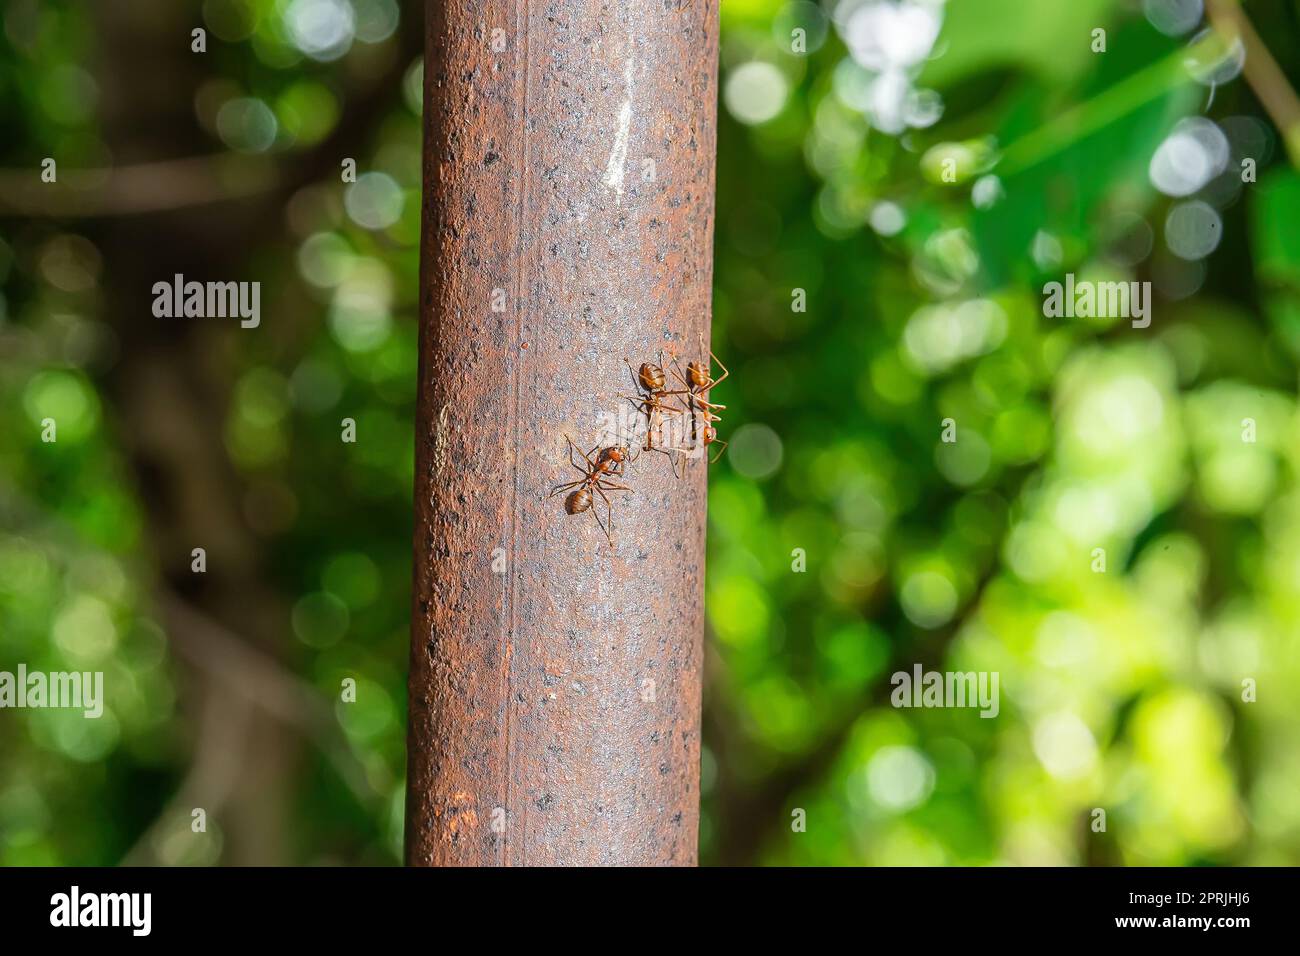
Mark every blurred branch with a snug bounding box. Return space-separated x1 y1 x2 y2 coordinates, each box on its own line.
0 3 423 219
0 483 385 813
1000 48 1190 176
120 688 253 865
999 31 1229 177
160 593 388 810
0 155 277 217
1206 0 1300 167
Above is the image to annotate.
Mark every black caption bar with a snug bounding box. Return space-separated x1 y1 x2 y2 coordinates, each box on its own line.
0 866 1289 942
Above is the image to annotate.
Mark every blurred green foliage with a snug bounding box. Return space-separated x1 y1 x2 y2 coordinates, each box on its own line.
2 0 1300 866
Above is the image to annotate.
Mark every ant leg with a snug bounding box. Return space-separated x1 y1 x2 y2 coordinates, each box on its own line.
589 500 611 544
654 399 687 433
655 401 687 453
693 394 726 415
569 436 599 470
594 484 618 544
619 395 649 442
548 478 584 498
594 478 632 535
707 350 730 388
618 395 653 452
690 398 725 437
643 410 684 477
660 411 691 462
666 368 706 445
665 447 686 478
672 390 696 419
667 361 701 422
638 398 660 451
709 439 729 464
649 445 686 478
653 404 673 451
565 436 597 475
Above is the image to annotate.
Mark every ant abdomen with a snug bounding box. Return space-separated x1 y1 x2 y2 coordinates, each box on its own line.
639 363 667 392
566 487 592 514
687 361 709 388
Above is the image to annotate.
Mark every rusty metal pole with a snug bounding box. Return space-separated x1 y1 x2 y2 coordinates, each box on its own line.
406 0 718 865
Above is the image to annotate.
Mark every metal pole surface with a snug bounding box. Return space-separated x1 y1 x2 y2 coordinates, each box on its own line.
407 0 719 866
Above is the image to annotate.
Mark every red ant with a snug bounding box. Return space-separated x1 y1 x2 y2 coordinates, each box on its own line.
669 347 730 463
698 422 728 464
622 353 689 477
548 437 632 544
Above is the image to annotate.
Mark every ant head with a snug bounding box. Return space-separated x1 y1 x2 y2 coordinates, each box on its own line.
639 363 665 392
607 444 630 463
687 360 709 388
702 424 717 443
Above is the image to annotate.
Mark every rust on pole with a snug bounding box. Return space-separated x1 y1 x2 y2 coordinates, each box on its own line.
406 0 719 865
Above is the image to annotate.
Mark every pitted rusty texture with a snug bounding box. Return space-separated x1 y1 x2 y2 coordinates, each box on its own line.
406 0 718 865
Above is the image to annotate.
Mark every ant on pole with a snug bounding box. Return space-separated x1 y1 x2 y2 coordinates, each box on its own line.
547 437 633 545
621 352 690 477
669 343 730 463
